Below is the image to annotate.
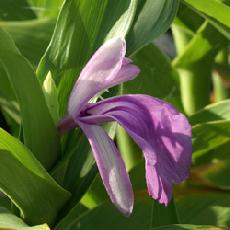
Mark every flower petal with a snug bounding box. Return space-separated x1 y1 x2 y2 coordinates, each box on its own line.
78 122 134 215
79 94 192 205
68 37 139 119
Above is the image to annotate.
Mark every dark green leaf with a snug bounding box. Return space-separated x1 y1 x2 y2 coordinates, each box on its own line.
0 129 70 225
0 207 50 229
0 0 36 21
127 0 179 54
0 29 59 169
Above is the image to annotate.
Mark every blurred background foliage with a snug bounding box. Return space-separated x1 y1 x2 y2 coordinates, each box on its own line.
0 0 229 229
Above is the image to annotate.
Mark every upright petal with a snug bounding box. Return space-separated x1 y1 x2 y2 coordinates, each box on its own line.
68 37 139 119
79 95 192 205
78 122 133 215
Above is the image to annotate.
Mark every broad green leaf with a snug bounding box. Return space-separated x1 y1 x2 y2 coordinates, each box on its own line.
123 44 180 107
1 18 55 66
192 120 230 162
152 225 224 230
0 129 70 225
126 0 179 54
0 207 50 229
176 191 230 228
51 129 97 211
38 0 137 117
43 0 137 72
183 0 230 39
0 0 36 21
183 0 230 28
0 66 21 126
151 199 179 228
0 28 59 169
55 196 153 230
189 99 230 125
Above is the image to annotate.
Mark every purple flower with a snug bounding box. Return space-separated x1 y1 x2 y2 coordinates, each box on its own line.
59 37 192 216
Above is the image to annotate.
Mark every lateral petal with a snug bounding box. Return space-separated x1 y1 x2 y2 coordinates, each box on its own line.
79 122 134 215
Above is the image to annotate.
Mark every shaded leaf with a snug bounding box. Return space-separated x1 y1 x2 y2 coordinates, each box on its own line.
0 28 59 169
127 0 179 54
0 207 50 229
0 129 70 225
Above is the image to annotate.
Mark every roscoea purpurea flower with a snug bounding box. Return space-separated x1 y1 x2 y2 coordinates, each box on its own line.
58 37 192 216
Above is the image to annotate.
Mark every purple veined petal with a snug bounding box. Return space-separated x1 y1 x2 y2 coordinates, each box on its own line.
79 94 192 205
68 37 140 120
78 122 134 215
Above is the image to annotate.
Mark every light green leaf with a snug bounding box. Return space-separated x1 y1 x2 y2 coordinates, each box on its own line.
192 120 230 162
0 28 59 169
42 72 59 123
27 0 63 17
127 0 179 54
189 99 230 125
173 22 227 68
0 128 70 225
0 207 50 229
183 0 230 28
1 18 55 66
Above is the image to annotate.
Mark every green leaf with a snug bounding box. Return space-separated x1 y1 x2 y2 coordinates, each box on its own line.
0 128 70 225
27 0 63 17
51 129 97 212
0 0 36 21
192 120 230 162
44 0 137 72
123 44 180 106
1 18 55 66
189 99 230 125
0 207 50 229
183 0 230 28
0 28 59 169
126 0 179 54
151 199 179 228
183 0 230 39
152 224 225 230
55 196 153 230
176 191 230 228
173 22 227 68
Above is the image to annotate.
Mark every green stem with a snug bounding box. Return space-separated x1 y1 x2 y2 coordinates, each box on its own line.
213 49 230 101
116 125 142 171
178 66 211 115
172 25 211 115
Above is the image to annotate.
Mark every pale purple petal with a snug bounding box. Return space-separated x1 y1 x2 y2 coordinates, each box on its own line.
68 38 139 119
78 122 134 215
79 94 192 205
